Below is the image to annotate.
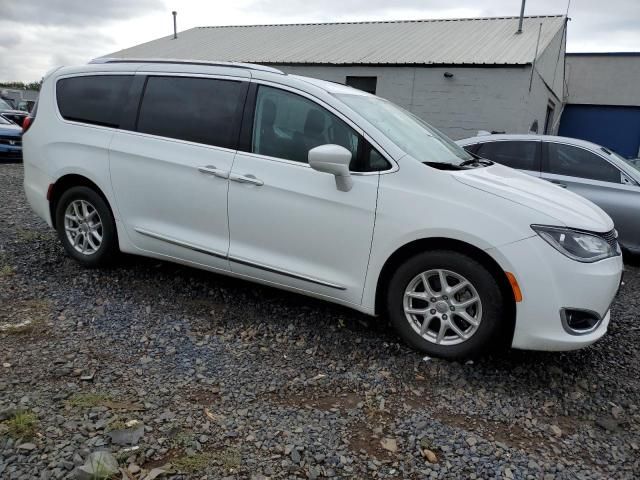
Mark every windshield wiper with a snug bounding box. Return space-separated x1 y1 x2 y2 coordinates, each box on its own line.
459 157 493 167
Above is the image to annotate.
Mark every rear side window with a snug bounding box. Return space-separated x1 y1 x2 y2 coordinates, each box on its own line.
545 142 621 183
476 141 540 171
57 75 133 128
137 76 245 149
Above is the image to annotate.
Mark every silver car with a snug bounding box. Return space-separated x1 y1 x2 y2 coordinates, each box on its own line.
456 134 640 254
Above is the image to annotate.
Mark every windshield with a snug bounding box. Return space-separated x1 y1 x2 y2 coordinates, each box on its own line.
335 93 474 165
0 99 13 109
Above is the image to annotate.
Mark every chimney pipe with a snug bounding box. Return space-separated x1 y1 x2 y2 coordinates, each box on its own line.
172 11 177 39
516 0 526 34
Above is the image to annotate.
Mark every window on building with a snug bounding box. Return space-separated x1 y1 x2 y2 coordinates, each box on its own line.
57 75 133 128
251 85 389 171
345 76 377 94
544 142 621 183
476 141 541 171
544 101 555 134
137 76 245 149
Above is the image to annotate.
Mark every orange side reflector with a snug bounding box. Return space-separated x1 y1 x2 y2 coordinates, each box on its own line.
505 272 523 303
46 184 54 201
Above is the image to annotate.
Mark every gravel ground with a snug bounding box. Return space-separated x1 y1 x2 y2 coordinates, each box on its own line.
0 162 639 480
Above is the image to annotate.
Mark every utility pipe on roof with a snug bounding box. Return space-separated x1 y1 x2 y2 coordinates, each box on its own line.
172 11 178 39
516 0 526 34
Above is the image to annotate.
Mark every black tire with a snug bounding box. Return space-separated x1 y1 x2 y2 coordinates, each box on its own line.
386 250 506 359
55 186 118 268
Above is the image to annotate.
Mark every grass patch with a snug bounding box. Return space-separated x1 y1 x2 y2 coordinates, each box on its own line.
2 410 38 439
15 228 49 242
66 393 113 409
172 447 241 473
0 299 51 335
0 264 15 277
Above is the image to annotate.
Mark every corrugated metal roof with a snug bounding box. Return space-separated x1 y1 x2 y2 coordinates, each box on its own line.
107 15 566 66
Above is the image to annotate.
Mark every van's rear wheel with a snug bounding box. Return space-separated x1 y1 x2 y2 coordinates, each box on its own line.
55 186 118 267
386 250 505 359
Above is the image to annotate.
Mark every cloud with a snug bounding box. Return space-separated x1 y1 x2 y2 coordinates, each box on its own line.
0 0 165 27
0 0 638 81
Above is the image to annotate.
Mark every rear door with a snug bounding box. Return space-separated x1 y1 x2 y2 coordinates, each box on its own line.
475 140 542 177
541 141 640 250
226 82 389 304
109 72 249 271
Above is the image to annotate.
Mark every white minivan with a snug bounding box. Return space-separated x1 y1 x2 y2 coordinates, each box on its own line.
23 59 623 358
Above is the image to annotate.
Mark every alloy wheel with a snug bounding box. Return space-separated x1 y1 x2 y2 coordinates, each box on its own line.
403 269 483 345
64 199 103 255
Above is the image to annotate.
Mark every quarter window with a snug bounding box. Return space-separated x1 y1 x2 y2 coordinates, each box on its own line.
545 143 621 183
476 141 540 171
57 75 133 128
251 86 390 172
137 76 245 149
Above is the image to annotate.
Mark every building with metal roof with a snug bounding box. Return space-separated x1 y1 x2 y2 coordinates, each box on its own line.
107 15 568 139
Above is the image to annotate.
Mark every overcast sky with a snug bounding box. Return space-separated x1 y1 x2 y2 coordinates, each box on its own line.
0 0 638 82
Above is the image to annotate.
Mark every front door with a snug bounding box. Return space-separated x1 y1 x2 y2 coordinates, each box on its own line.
109 74 248 270
227 84 385 304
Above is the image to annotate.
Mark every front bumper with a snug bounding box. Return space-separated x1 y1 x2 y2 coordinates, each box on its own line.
488 235 623 351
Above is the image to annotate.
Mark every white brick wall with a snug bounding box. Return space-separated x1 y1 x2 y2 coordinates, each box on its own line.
276 64 557 140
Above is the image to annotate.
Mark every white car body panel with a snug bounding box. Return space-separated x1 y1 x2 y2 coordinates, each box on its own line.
22 61 624 353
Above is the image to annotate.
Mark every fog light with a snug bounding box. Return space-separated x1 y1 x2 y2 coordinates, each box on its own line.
560 308 603 335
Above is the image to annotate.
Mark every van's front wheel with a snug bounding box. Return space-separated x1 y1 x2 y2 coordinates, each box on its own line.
386 250 505 359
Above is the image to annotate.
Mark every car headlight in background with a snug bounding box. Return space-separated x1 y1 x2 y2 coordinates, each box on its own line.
531 225 620 263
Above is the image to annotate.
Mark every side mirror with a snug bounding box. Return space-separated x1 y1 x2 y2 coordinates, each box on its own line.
308 144 353 192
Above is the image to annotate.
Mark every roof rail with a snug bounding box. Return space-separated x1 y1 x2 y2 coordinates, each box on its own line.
90 57 285 74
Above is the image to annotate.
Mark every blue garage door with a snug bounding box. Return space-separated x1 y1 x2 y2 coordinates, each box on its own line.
559 104 640 158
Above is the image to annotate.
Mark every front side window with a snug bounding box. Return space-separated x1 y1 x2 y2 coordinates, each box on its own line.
137 76 245 149
252 85 359 165
545 143 621 183
476 141 540 171
57 75 133 128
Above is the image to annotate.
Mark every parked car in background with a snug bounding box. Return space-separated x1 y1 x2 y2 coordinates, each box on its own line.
457 134 640 255
0 115 22 161
23 60 623 358
0 98 28 126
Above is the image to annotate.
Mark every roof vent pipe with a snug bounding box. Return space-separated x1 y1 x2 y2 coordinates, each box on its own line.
172 11 178 39
516 0 526 34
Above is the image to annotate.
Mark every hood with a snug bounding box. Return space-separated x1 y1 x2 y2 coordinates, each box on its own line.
452 164 614 232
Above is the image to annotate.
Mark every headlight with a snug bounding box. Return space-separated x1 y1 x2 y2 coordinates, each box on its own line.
531 225 620 263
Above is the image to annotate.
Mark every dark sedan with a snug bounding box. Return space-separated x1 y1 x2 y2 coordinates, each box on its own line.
0 98 28 127
0 115 22 161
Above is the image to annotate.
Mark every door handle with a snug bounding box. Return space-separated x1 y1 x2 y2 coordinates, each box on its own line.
550 180 567 188
229 173 264 186
197 165 229 179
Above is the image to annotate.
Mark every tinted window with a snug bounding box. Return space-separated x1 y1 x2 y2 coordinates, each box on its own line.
252 86 359 165
476 141 540 171
57 75 133 128
545 143 621 183
137 76 245 148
